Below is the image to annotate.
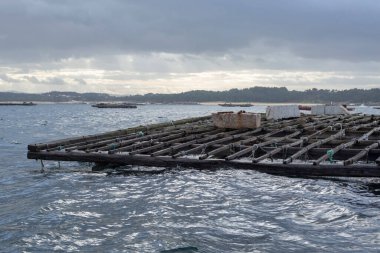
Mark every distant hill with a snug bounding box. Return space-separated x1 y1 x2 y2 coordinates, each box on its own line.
0 91 113 102
1 87 380 103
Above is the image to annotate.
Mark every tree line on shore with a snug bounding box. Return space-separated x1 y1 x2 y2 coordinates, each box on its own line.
1 87 379 103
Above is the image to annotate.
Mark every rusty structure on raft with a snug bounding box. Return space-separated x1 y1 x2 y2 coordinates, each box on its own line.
27 114 380 177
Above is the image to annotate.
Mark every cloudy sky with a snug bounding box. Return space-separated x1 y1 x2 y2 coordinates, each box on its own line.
0 0 379 94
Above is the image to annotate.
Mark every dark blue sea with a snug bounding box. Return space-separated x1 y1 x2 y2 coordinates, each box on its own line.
1 104 380 252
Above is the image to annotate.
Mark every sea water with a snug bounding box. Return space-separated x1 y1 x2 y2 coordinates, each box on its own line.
0 104 379 252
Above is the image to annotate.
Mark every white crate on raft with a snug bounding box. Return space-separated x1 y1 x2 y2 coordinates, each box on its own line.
212 111 261 129
311 105 350 115
266 105 300 120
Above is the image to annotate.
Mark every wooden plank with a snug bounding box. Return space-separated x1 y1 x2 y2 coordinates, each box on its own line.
88 126 218 153
225 130 301 160
251 124 342 163
150 129 242 157
283 130 345 164
62 119 220 152
313 127 380 165
124 134 196 155
349 120 379 131
376 156 380 165
61 119 215 152
313 139 357 165
111 132 187 154
252 139 304 163
342 116 372 127
299 115 346 132
109 127 219 154
274 138 378 147
47 133 137 151
125 128 221 155
263 147 380 161
172 129 259 158
188 143 380 162
222 130 286 161
28 115 212 151
27 151 380 177
65 132 141 152
88 130 183 152
343 141 380 166
66 126 209 152
198 128 263 160
30 146 380 163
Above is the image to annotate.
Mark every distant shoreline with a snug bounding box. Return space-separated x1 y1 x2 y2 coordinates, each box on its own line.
1 87 380 104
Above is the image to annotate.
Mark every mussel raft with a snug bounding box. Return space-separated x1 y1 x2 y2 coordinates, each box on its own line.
27 114 380 177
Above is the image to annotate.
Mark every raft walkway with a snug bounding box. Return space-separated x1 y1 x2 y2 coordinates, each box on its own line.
27 114 380 177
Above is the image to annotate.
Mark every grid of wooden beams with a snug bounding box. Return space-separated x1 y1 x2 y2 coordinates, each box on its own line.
27 114 380 177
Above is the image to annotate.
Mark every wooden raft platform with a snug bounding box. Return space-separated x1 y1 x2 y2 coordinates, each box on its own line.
92 103 138 108
27 114 380 177
0 102 36 106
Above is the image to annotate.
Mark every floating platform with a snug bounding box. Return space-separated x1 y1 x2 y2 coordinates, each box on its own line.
218 103 253 107
27 114 380 177
0 102 36 106
92 103 137 108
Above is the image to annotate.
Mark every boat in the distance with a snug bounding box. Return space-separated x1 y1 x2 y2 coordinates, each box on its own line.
218 103 253 107
0 102 36 106
92 102 138 108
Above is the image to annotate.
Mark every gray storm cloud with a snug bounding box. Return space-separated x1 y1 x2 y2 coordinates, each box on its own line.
0 0 379 93
0 0 379 62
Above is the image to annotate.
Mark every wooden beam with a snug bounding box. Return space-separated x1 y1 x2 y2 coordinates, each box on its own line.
225 130 301 161
88 126 218 153
343 141 380 166
252 140 304 163
65 132 141 152
197 128 263 160
30 146 380 163
48 133 138 151
112 132 186 154
88 130 183 152
343 116 372 127
349 120 379 131
376 156 380 165
150 129 242 157
252 123 344 163
28 115 212 151
222 131 285 161
125 128 222 155
283 130 345 164
313 127 380 165
27 151 380 177
109 127 219 154
172 129 260 158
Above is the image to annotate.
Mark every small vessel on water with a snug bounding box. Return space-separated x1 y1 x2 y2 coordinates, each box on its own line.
218 103 253 107
92 103 138 108
0 102 36 106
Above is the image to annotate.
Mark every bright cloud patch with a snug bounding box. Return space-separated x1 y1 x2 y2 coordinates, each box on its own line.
0 1 379 93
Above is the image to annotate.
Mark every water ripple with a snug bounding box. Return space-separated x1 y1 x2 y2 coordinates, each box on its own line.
1 104 380 252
